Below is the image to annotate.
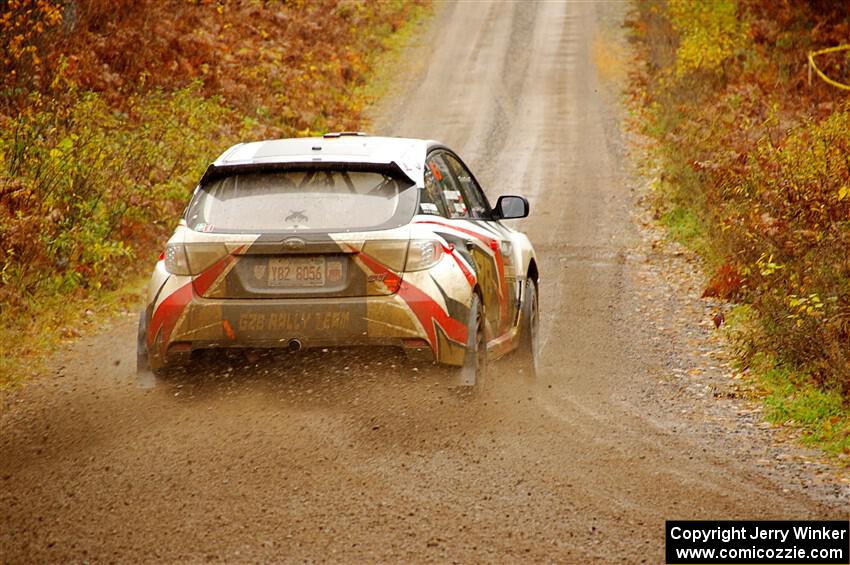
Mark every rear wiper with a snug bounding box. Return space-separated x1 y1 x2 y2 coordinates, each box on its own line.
340 171 357 193
367 175 395 195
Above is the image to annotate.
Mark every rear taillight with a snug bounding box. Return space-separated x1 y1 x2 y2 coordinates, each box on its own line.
164 243 228 276
358 240 408 295
164 243 190 275
405 239 444 271
361 240 408 271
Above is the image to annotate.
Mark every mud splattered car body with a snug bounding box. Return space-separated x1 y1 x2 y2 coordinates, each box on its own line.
138 134 539 382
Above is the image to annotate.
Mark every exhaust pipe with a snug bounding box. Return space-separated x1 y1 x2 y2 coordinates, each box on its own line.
287 338 303 352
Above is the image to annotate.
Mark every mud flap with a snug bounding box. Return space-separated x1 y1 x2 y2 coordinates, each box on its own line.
136 309 158 389
458 294 482 387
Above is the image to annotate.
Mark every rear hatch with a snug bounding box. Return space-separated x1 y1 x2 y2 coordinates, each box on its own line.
181 164 416 299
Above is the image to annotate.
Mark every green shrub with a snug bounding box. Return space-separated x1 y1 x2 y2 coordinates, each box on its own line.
723 108 850 389
629 0 850 454
0 81 230 311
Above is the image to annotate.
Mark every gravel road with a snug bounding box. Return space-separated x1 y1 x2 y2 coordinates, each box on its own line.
1 2 846 563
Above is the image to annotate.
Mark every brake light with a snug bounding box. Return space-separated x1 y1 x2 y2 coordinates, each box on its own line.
163 243 228 276
164 243 190 275
361 240 408 271
357 241 406 295
405 239 444 271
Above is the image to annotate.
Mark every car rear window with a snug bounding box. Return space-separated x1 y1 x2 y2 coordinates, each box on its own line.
186 168 417 233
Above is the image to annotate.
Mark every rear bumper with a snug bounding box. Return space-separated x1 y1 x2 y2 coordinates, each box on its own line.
147 292 463 369
145 249 476 370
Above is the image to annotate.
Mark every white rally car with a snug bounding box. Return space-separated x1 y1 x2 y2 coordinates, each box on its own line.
137 133 539 388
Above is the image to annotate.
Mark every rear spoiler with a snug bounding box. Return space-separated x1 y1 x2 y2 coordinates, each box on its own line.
197 160 417 186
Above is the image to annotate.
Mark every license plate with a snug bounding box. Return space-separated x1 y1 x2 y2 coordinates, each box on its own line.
268 256 326 287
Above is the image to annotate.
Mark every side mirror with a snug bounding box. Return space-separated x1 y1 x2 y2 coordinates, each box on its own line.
494 195 529 219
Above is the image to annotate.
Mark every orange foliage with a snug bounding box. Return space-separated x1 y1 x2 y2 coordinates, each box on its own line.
629 0 850 391
0 0 63 96
2 1 424 134
0 0 427 314
702 263 744 300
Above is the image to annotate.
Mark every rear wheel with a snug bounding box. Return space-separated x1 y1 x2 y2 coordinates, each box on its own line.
512 278 539 382
458 293 487 392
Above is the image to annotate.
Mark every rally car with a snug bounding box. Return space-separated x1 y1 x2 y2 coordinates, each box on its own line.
137 133 540 388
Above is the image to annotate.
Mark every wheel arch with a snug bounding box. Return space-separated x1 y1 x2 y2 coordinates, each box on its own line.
471 282 484 302
526 258 539 284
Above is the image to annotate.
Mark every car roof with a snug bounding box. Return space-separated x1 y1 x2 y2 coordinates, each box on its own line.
210 135 439 185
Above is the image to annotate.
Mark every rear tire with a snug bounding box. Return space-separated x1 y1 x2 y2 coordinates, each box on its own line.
512 278 539 382
458 293 487 392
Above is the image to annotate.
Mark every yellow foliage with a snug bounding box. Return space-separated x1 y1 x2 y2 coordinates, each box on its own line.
0 0 63 62
667 0 746 78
